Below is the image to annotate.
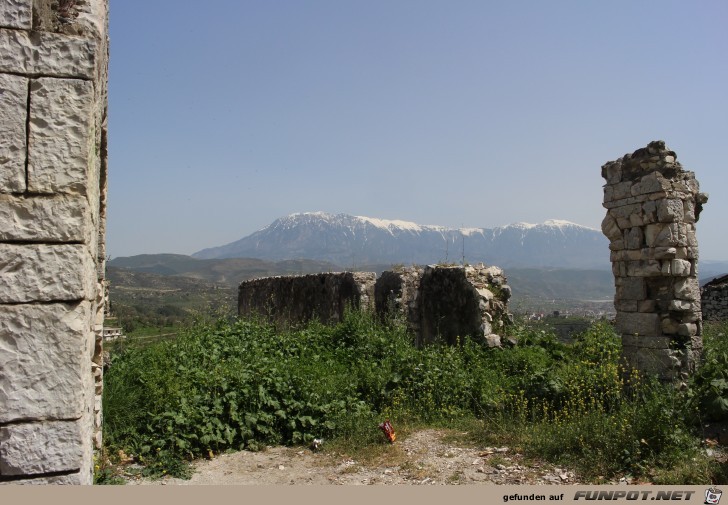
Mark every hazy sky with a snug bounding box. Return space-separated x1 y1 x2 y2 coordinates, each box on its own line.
107 1 727 260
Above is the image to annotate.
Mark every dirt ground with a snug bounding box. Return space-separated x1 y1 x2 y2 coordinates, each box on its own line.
123 429 584 486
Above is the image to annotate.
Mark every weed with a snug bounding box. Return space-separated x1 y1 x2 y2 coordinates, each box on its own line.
102 312 726 482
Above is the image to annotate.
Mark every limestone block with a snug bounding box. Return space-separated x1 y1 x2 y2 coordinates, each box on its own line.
631 172 671 196
601 214 622 241
476 288 494 301
674 278 699 301
616 312 661 337
621 346 681 379
608 239 624 251
652 223 686 247
0 0 32 29
28 78 94 195
661 317 679 334
638 300 656 312
601 160 622 184
644 223 662 247
622 335 673 349
485 334 501 348
615 299 638 312
671 259 692 277
626 260 662 277
0 73 28 193
657 199 684 223
653 247 677 260
616 277 645 300
625 227 643 250
678 323 697 337
0 194 93 242
613 181 633 200
609 203 642 230
0 302 91 422
629 212 644 228
642 201 658 224
0 29 97 78
0 420 83 475
683 200 696 223
0 244 95 303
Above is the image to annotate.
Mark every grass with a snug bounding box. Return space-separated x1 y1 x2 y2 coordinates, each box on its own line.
99 312 728 484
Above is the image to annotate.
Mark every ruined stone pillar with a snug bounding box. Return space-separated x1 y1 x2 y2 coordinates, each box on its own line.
0 0 108 484
601 141 708 381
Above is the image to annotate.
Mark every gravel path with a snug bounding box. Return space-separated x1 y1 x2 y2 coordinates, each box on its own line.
123 429 580 486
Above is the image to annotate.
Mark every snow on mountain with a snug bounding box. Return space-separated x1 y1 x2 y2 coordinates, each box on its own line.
193 212 610 269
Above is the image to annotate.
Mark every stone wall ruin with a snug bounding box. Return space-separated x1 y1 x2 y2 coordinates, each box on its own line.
601 140 708 381
0 0 108 485
702 275 728 322
239 263 512 347
238 272 376 327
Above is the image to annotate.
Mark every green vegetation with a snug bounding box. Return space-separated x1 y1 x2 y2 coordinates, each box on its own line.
100 313 728 484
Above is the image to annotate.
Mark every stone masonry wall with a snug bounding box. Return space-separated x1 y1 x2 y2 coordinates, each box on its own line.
238 272 376 327
601 141 708 381
240 264 512 348
377 264 511 347
702 275 728 322
0 0 108 485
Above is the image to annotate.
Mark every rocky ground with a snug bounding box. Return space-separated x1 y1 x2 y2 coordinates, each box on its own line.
123 429 584 486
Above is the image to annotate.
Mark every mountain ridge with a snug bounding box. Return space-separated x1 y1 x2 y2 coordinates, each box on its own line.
192 212 609 269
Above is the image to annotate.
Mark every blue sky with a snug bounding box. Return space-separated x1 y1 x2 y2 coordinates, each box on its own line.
107 1 727 261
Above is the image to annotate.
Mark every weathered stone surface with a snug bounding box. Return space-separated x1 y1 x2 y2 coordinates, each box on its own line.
670 259 692 277
0 0 32 30
616 277 645 300
0 29 97 78
626 260 662 277
602 141 705 380
616 303 660 336
0 420 83 475
622 335 673 349
0 302 92 422
657 199 684 223
601 214 622 241
0 244 95 303
0 194 92 242
625 227 643 250
28 77 94 195
621 346 682 380
239 272 376 327
0 73 27 193
674 277 699 301
702 275 728 322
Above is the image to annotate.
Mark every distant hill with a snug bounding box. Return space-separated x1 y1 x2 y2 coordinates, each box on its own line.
192 212 611 270
108 254 615 308
108 254 342 286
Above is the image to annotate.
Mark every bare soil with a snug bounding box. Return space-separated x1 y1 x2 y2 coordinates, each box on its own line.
123 429 581 486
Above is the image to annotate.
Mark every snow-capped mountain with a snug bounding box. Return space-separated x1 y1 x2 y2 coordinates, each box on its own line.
192 212 610 269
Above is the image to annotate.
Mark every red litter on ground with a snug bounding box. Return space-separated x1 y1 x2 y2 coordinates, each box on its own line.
379 420 396 443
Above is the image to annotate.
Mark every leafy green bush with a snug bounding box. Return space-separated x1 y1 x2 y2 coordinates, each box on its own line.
102 312 720 482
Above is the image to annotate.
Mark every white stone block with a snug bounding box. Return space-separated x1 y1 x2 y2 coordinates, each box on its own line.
0 420 83 475
0 0 32 30
28 77 94 195
0 302 92 422
0 194 93 242
0 244 95 303
0 29 97 78
0 73 27 193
